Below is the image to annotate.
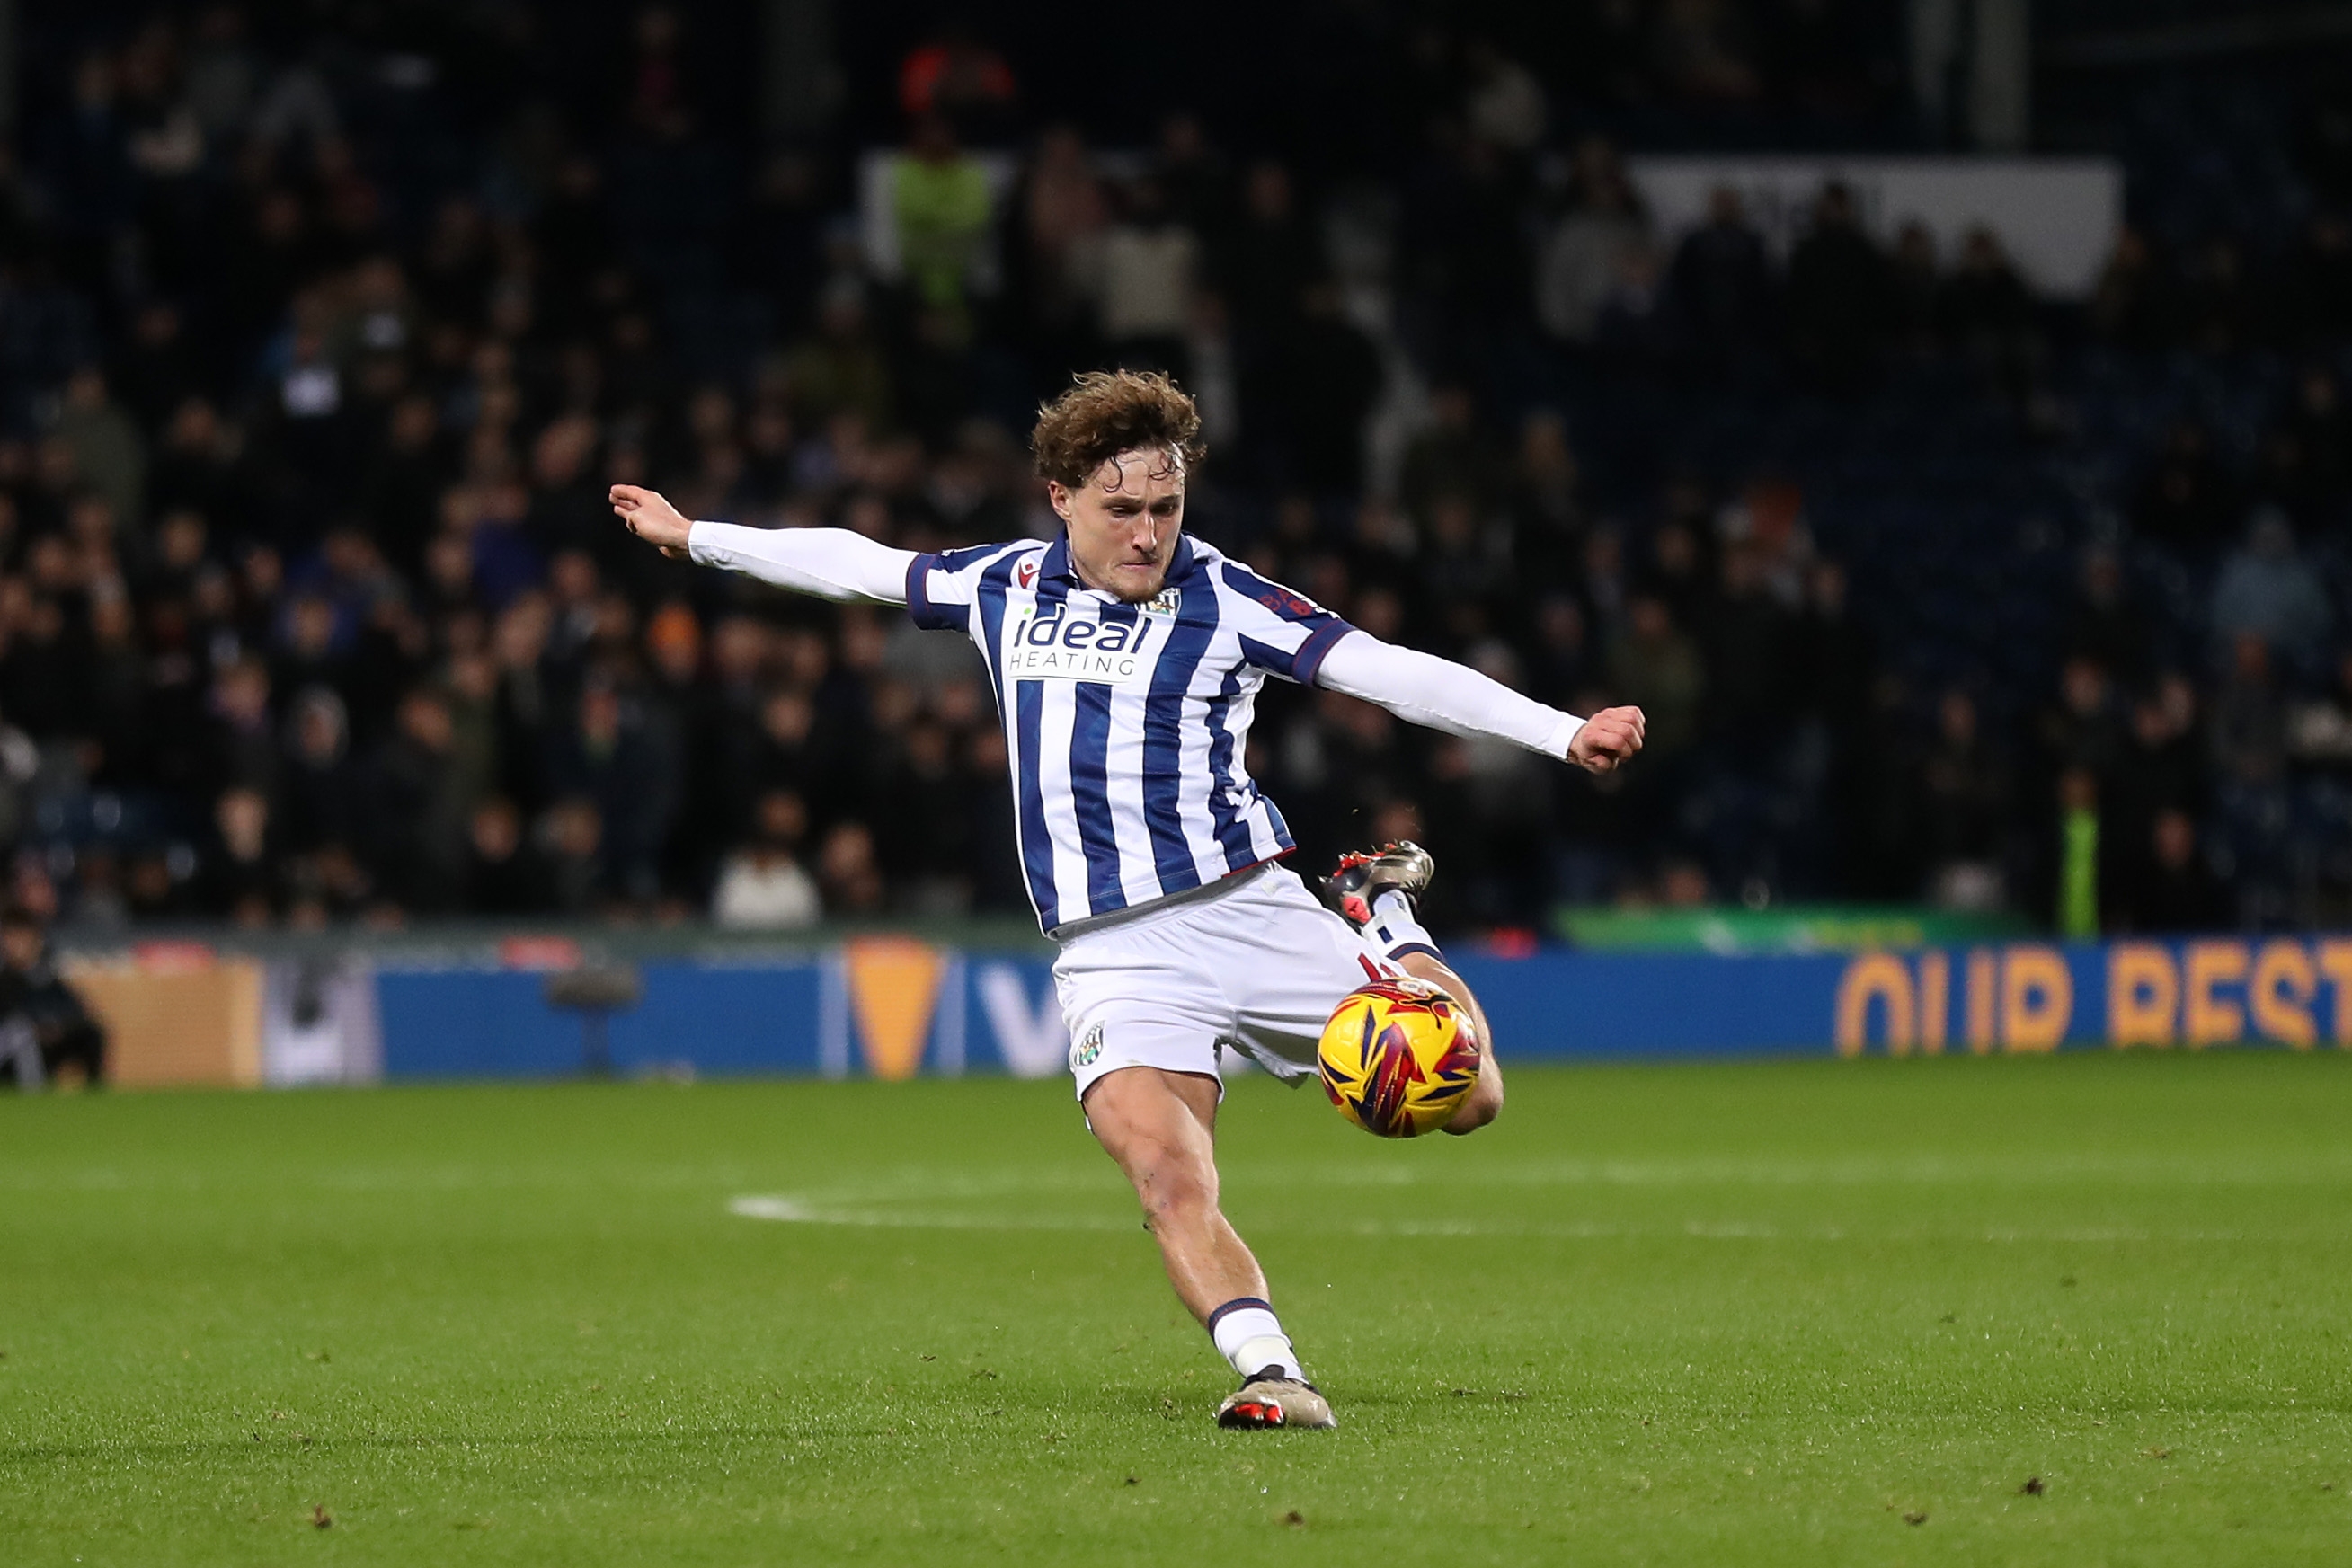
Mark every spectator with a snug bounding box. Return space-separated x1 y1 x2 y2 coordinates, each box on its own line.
1400 384 1504 521
2064 545 2152 681
206 658 280 800
543 679 672 904
892 115 993 317
2134 421 2237 553
712 789 820 929
57 368 146 528
816 819 885 917
1462 37 1547 152
1939 227 2039 395
0 905 106 1089
1887 220 1942 358
2090 226 2168 350
1535 139 1649 345
1669 186 1776 368
784 285 892 431
2108 808 2228 934
1508 410 1584 587
1609 595 1705 761
280 687 359 854
197 784 277 926
2212 509 2331 674
1784 182 1891 394
1219 161 1319 342
2040 654 2124 785
2210 634 2294 925
1263 282 1382 495
368 687 467 914
465 796 550 916
1918 688 2013 911
2110 675 2204 864
2053 766 2100 938
1007 125 1108 368
1096 177 1198 376
541 796 606 915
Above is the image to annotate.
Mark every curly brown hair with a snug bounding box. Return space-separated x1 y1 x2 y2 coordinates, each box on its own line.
1029 369 1206 489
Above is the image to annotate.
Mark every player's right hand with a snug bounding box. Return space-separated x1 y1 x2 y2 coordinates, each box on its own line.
1569 705 1646 775
611 484 693 557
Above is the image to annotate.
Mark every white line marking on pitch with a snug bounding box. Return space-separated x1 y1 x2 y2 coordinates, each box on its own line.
724 1196 2254 1244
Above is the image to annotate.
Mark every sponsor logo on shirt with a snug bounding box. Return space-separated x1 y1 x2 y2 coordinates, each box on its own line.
1005 607 1158 685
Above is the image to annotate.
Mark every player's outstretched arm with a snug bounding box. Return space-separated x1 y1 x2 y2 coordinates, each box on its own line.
1314 630 1644 775
610 483 914 606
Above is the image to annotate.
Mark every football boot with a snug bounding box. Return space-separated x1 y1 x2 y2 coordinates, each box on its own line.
1216 1368 1337 1430
1322 840 1436 928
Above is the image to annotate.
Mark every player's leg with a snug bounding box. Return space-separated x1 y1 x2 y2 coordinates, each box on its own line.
1057 917 1336 1428
1081 1065 1261 1320
1080 1063 1335 1428
1393 949 1503 1133
1329 842 1503 1133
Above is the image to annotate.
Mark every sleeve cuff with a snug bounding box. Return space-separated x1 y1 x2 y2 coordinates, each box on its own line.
1549 713 1587 759
1292 619 1356 687
904 552 962 632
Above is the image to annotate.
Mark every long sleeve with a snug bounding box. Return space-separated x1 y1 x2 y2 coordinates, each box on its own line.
686 522 915 605
1315 628 1585 759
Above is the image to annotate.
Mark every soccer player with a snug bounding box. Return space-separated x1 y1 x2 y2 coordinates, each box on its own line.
614 371 1644 1429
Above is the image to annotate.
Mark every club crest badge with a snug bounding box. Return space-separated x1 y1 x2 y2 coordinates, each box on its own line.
1070 1023 1104 1069
1142 587 1181 616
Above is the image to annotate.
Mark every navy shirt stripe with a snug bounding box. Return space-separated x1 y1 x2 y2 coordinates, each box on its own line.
1015 677 1056 930
1068 680 1123 913
1202 667 1259 871
1142 584 1220 882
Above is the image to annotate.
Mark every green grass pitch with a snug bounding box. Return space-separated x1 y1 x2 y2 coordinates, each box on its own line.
3 1053 2349 1565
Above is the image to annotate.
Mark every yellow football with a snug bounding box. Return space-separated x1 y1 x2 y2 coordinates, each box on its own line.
1316 976 1480 1138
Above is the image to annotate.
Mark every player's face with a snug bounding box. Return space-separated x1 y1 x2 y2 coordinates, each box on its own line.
1051 448 1185 603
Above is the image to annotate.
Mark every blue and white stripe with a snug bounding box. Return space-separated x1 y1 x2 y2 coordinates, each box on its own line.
907 533 1352 935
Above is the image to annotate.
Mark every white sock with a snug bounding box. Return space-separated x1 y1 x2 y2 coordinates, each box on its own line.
1368 889 1441 963
1207 1298 1304 1381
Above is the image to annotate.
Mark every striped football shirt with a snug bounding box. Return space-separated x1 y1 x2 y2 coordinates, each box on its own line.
906 532 1350 935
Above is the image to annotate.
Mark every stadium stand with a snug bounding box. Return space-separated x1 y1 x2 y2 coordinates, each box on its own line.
1 3 2348 938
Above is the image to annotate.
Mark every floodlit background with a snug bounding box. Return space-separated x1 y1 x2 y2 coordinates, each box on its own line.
0 2 2348 1079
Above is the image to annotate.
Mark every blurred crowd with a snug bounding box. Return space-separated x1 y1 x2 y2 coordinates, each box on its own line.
1 4 2349 935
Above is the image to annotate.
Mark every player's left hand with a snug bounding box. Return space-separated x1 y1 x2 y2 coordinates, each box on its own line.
611 483 693 557
1568 705 1645 775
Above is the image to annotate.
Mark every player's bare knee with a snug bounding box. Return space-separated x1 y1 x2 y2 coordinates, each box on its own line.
1132 1155 1218 1229
1118 1129 1218 1226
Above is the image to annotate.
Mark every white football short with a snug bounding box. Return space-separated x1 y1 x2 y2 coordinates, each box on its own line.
1053 862 1405 1103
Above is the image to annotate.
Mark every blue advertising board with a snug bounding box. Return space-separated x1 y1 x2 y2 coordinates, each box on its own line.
370 934 2352 1081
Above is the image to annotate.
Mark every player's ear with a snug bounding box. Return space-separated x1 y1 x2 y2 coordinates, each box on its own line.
1046 481 1074 524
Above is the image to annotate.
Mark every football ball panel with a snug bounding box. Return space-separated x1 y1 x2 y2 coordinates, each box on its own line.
1316 978 1481 1138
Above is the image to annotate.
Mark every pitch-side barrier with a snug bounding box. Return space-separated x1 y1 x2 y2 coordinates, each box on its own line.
49 930 2352 1088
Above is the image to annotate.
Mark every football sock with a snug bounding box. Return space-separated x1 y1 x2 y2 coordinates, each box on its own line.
1368 889 1442 964
1206 1297 1304 1381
